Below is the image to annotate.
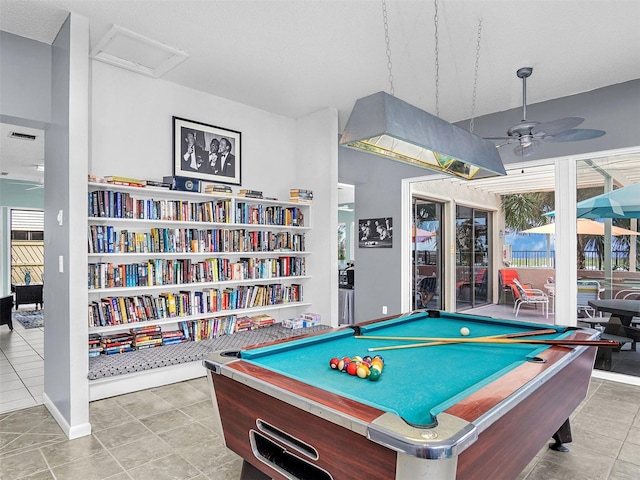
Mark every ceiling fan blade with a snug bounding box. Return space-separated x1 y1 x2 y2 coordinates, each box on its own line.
544 128 606 142
532 117 584 136
484 136 514 141
513 141 539 157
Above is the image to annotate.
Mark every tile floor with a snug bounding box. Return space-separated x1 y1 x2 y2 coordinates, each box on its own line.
0 311 44 414
1 306 640 479
0 377 638 479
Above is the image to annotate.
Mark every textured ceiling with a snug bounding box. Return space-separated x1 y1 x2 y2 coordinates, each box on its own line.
1 0 639 186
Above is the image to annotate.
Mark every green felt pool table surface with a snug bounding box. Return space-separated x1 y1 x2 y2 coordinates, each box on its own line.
240 311 569 426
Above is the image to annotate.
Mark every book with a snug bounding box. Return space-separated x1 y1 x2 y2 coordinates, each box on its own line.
105 176 146 187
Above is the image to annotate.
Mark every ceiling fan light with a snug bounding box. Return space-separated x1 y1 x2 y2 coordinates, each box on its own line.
340 92 506 180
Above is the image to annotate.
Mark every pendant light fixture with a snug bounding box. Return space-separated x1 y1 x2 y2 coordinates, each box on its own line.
339 1 506 180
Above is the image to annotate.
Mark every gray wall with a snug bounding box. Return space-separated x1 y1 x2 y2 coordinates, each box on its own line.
339 147 426 322
460 79 640 166
0 31 51 128
43 13 91 438
339 79 640 323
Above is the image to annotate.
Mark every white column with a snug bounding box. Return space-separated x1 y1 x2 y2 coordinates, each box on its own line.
554 159 577 327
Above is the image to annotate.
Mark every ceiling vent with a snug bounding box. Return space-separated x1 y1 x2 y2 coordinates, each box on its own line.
10 131 37 141
91 25 189 78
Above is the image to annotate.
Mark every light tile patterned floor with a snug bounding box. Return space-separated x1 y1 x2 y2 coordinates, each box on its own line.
1 305 639 479
0 377 638 479
0 312 44 414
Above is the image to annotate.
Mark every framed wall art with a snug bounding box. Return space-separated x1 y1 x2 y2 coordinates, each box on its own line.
173 116 241 185
358 217 393 248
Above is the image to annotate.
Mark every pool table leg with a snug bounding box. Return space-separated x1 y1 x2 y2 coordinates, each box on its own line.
239 460 271 480
549 418 572 452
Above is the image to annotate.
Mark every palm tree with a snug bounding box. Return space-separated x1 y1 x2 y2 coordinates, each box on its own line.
502 187 636 270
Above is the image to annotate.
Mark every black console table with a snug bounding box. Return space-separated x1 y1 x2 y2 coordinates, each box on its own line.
11 284 44 310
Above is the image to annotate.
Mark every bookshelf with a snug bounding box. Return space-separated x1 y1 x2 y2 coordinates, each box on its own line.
87 182 312 399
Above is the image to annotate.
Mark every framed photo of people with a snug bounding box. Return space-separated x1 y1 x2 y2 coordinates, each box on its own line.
173 116 241 185
358 217 393 248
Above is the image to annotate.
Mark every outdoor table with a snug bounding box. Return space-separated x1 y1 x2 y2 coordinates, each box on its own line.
588 299 640 327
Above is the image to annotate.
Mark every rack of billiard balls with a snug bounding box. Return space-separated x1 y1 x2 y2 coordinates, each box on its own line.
329 355 384 381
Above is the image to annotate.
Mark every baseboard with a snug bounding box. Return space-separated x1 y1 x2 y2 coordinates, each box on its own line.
591 369 640 386
42 392 92 439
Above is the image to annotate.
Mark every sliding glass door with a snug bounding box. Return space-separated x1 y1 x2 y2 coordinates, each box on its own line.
412 198 443 310
456 206 491 310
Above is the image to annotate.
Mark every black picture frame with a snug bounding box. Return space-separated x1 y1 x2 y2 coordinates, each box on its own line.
173 116 241 185
358 217 393 248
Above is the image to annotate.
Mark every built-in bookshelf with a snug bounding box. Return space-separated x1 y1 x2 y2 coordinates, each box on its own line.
86 182 313 398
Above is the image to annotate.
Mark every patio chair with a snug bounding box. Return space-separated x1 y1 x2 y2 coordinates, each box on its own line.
498 269 532 305
512 279 549 318
417 276 437 308
577 280 603 318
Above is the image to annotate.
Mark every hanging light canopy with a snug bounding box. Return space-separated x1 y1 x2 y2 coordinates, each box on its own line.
339 91 507 180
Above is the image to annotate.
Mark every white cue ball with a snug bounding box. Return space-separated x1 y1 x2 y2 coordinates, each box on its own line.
460 327 470 336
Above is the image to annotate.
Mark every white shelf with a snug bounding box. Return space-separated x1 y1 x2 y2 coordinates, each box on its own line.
88 181 313 208
88 301 312 334
87 251 311 259
87 217 311 231
87 275 311 294
88 361 205 401
86 181 313 398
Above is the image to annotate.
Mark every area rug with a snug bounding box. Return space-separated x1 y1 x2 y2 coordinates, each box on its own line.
12 310 44 329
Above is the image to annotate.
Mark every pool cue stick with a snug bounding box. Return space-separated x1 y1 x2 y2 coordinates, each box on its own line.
355 328 558 343
357 329 558 349
366 337 618 352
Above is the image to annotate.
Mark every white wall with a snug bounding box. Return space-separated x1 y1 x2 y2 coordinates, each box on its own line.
90 61 297 198
89 61 337 327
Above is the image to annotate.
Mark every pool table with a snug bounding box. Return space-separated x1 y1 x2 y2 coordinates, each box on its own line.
204 310 599 480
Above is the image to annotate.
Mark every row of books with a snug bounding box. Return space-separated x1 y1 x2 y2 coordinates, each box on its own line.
235 203 304 227
89 190 307 227
88 225 306 255
88 284 303 327
88 256 306 289
289 188 313 204
89 189 232 223
88 314 280 356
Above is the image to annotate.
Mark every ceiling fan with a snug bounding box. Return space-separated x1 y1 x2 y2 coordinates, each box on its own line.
486 67 606 157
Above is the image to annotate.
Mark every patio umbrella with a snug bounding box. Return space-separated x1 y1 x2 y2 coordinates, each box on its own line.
576 183 640 219
413 227 436 242
521 219 640 236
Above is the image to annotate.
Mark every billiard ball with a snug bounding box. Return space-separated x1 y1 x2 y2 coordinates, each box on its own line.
329 357 340 369
357 364 370 379
339 359 350 372
347 362 359 376
460 327 470 336
368 369 381 381
352 355 363 363
370 363 382 374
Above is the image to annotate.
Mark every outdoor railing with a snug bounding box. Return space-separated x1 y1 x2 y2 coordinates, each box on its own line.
510 249 632 270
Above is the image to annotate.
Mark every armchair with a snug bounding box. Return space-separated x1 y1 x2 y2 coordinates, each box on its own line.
1 295 13 330
512 279 549 318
